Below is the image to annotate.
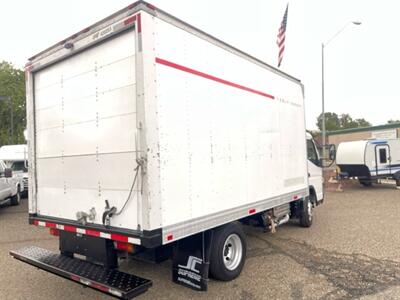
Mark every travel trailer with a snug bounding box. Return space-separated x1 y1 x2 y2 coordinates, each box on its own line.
336 139 400 187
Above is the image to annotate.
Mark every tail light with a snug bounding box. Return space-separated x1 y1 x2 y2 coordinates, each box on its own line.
49 228 60 236
114 242 135 253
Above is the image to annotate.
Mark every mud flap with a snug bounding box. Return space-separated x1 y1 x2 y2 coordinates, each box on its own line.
172 231 213 291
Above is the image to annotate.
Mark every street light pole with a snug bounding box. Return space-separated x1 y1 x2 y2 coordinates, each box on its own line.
321 21 361 161
0 96 13 144
10 96 13 144
321 43 326 155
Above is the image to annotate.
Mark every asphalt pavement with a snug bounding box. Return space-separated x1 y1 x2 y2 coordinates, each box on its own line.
1 183 400 300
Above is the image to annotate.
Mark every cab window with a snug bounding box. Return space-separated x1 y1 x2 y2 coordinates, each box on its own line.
307 140 319 165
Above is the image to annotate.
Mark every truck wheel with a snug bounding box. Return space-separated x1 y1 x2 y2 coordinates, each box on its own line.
299 196 313 227
359 179 372 187
209 222 247 281
10 188 21 206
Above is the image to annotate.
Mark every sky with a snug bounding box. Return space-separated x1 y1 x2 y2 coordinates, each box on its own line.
0 0 398 129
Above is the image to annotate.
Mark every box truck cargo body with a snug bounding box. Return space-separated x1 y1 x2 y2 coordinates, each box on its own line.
11 2 323 298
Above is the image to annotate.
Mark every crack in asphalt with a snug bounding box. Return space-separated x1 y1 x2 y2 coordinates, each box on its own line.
248 234 400 300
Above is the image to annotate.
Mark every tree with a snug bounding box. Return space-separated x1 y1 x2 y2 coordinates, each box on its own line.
387 119 400 124
354 118 371 128
0 61 25 146
316 112 371 132
316 112 340 131
339 113 356 129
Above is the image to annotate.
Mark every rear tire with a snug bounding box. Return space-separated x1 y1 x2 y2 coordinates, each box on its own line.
10 188 21 206
209 223 247 281
299 196 313 227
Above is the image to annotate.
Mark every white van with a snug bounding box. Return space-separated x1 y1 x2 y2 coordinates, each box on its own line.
0 145 28 194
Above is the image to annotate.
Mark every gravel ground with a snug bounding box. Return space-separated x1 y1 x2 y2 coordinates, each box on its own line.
1 183 399 300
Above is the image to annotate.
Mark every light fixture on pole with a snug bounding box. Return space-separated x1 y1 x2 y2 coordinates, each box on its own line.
321 21 361 161
0 95 14 144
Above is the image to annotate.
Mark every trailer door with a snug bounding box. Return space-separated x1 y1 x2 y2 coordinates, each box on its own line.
33 30 140 229
375 145 391 175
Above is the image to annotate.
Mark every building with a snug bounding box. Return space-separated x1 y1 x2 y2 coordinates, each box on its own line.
327 123 400 147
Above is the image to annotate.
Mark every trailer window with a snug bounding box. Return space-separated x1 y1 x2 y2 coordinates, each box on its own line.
379 148 387 164
307 140 319 165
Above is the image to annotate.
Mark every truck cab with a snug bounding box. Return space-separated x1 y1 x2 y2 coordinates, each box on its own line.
306 133 324 204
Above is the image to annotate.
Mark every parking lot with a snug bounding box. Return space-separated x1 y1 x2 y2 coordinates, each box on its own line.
1 183 399 300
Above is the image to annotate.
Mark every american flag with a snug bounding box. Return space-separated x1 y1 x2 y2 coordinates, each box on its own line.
277 4 289 68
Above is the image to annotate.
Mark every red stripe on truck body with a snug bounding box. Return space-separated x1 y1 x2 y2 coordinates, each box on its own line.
155 57 275 100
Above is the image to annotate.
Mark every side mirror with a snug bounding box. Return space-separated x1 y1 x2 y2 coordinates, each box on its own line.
328 144 336 161
4 168 12 178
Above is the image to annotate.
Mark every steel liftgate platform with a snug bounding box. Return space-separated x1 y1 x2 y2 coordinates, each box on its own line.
10 246 152 299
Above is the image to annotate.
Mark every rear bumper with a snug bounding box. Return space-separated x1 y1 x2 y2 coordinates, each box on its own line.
29 214 162 248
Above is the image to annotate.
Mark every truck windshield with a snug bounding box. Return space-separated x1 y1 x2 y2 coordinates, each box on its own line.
11 161 28 172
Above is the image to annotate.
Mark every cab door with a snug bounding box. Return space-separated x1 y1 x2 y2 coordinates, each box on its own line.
306 139 323 202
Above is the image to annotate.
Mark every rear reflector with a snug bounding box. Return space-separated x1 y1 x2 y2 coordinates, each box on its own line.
49 228 59 236
124 15 136 26
248 208 256 214
31 219 141 245
146 3 156 9
110 233 128 243
63 225 77 233
128 3 138 9
166 234 173 241
86 229 100 237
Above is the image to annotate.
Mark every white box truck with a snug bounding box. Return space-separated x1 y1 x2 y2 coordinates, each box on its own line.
11 1 324 298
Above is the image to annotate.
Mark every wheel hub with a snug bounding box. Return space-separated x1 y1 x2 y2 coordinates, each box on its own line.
308 200 313 221
223 234 242 271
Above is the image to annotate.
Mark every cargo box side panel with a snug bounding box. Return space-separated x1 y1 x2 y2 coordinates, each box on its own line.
153 18 308 229
34 30 140 230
